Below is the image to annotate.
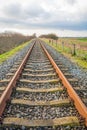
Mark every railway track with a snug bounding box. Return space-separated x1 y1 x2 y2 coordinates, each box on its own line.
0 39 87 129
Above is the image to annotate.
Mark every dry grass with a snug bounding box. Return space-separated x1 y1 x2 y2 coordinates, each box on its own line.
43 38 87 69
0 33 33 54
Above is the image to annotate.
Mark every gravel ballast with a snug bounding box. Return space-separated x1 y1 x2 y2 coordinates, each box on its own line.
0 40 87 130
0 41 33 80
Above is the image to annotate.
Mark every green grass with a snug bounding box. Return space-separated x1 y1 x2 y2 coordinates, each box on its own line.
43 39 87 69
77 38 87 42
0 41 31 63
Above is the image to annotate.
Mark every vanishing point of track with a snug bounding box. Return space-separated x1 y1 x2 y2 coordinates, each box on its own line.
0 39 87 129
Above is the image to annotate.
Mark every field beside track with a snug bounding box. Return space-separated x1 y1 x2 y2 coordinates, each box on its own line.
43 37 87 69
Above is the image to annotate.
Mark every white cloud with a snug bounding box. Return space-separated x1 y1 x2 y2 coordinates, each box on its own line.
0 0 87 36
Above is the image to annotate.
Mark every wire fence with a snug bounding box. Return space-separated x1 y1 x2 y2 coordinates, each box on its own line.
48 39 87 61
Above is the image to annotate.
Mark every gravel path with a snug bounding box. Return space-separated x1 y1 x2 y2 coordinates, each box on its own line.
0 41 33 80
5 105 79 120
12 91 68 101
44 43 87 89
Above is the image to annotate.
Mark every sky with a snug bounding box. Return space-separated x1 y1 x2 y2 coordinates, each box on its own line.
0 0 87 37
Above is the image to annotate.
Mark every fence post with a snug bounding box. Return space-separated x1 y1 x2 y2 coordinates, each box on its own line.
62 42 64 51
56 40 57 46
49 39 51 44
73 44 76 55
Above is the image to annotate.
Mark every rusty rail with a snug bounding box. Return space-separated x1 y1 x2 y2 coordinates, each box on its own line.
0 42 35 117
41 43 87 126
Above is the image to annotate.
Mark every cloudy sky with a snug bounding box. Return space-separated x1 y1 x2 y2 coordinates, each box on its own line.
0 0 87 37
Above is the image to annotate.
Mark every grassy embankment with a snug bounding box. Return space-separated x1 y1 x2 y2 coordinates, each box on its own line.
0 41 31 63
43 38 87 69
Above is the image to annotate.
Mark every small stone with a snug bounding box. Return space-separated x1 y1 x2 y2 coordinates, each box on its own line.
65 126 70 130
21 125 26 130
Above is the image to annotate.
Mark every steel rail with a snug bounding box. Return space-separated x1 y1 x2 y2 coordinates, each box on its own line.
41 43 87 126
0 42 35 117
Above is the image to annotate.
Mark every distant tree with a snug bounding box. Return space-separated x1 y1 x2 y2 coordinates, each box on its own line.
39 33 58 40
32 33 37 38
0 32 36 54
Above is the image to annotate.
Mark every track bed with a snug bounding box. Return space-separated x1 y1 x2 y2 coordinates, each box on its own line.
0 39 87 130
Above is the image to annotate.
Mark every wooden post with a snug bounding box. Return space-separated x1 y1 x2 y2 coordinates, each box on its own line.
52 39 53 45
49 39 50 43
62 42 64 51
73 44 76 55
56 40 57 46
